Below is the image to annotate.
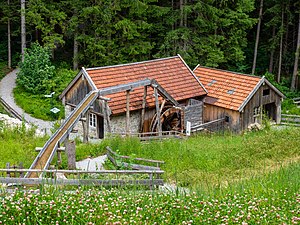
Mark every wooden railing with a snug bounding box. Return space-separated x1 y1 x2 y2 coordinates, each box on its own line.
106 146 164 170
293 97 300 108
281 114 300 126
111 130 184 141
0 168 164 189
0 97 24 121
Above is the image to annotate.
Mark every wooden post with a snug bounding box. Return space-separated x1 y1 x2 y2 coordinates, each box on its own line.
57 144 62 166
66 140 76 170
103 100 111 133
6 163 10 177
19 162 24 178
126 90 130 135
154 86 162 136
140 86 147 133
82 112 89 143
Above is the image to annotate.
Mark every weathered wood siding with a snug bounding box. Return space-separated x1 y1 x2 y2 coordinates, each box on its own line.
203 82 282 133
64 75 103 115
184 100 203 127
241 83 281 131
203 104 240 132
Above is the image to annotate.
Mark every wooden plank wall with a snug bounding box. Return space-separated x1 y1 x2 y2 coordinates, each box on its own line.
241 84 281 131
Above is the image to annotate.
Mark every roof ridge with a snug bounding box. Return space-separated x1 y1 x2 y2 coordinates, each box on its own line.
195 65 262 79
86 55 179 71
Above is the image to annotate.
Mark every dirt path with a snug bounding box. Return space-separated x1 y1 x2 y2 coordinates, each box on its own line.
0 69 53 133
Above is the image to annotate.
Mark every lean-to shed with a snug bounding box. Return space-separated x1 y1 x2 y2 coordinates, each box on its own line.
60 55 207 139
193 66 284 132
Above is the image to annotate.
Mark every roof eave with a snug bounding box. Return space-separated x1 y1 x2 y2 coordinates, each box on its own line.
238 77 265 112
177 55 208 95
59 68 97 100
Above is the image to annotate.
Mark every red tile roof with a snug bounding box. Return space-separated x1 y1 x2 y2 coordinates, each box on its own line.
86 56 207 115
193 66 262 111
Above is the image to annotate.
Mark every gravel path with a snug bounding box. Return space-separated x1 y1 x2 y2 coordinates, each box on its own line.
0 69 53 134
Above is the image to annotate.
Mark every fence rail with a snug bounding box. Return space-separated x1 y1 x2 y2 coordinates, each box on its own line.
0 97 24 121
281 114 300 126
0 168 164 189
111 130 184 141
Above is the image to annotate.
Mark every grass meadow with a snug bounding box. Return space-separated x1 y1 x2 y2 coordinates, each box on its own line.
0 126 299 224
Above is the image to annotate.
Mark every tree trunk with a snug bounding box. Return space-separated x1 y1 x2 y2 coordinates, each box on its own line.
291 13 300 91
21 0 26 62
180 0 183 27
277 9 284 83
7 0 11 68
268 27 276 74
73 35 78 70
252 0 263 75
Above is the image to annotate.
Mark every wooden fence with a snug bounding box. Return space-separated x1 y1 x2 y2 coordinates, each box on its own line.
293 97 300 108
111 130 184 141
106 146 164 170
281 114 300 126
0 97 24 121
0 169 164 189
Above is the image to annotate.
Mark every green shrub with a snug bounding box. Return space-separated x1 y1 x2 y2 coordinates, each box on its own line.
17 43 55 94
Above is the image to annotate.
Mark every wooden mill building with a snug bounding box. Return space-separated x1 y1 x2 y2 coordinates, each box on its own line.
60 55 207 140
193 66 284 132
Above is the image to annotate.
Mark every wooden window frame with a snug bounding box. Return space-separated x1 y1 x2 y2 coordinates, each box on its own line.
89 113 97 128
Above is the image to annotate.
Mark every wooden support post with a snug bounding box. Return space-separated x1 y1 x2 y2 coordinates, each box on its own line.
82 112 89 143
19 162 24 178
6 163 10 178
57 144 62 166
126 90 130 135
103 100 111 133
154 86 162 136
140 86 147 133
66 140 76 170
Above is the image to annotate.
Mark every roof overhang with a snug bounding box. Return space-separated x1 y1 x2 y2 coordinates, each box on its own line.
59 67 97 100
238 76 285 112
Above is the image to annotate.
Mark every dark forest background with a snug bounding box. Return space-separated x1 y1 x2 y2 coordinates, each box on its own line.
0 0 299 91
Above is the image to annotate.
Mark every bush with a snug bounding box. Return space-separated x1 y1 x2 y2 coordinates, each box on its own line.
17 43 55 94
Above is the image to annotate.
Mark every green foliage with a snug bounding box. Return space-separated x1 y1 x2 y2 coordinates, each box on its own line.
100 128 300 188
13 86 65 121
0 61 10 81
0 124 47 169
0 163 299 224
17 43 55 94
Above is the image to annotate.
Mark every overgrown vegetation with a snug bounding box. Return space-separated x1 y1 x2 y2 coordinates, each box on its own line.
0 61 10 81
0 162 299 224
17 43 55 94
13 45 77 120
0 122 47 168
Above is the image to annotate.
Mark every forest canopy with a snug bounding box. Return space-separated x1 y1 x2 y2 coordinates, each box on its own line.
0 0 299 91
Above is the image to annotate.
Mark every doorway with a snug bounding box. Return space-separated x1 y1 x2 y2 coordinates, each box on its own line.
97 115 104 139
263 102 276 121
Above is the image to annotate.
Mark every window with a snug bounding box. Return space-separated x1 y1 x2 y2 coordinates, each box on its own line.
227 88 235 95
89 113 97 128
253 107 260 116
208 79 217 86
263 89 270 96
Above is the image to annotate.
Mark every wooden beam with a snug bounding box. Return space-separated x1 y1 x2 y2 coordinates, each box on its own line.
140 86 147 133
154 87 162 136
0 177 164 187
36 147 65 152
151 80 179 106
99 79 151 96
126 90 130 135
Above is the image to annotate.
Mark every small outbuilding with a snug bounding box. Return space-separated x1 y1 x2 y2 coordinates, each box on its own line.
193 66 284 132
60 55 207 140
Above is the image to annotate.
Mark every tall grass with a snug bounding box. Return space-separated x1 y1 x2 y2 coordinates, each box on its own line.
0 122 48 168
100 128 300 188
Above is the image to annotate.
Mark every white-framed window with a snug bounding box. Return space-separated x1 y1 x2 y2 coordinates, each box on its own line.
89 113 97 128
